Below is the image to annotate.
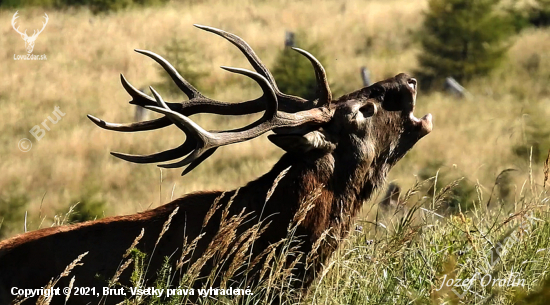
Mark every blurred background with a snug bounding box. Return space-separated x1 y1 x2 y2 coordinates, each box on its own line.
0 0 549 239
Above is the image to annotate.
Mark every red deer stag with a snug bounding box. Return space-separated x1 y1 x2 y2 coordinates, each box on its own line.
0 25 432 304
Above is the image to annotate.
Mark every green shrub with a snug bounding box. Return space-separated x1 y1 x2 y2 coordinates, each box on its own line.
271 35 331 101
416 0 515 89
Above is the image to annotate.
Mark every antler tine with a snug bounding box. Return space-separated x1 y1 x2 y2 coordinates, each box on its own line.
93 66 331 174
87 114 172 132
220 66 278 118
135 49 201 100
106 83 200 165
194 24 280 92
194 24 332 108
90 25 336 175
145 67 279 171
147 87 212 142
180 148 217 176
143 98 212 170
110 141 194 163
291 47 332 106
87 74 175 132
87 48 282 134
121 71 266 116
88 25 323 135
148 67 333 175
120 73 156 106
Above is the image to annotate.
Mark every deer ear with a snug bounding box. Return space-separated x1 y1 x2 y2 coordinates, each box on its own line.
268 131 335 154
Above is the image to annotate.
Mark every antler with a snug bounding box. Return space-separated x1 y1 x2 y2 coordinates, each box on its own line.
31 13 48 38
11 11 27 37
88 25 334 175
88 24 332 133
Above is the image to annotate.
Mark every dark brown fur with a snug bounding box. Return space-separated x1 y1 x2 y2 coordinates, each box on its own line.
0 73 432 304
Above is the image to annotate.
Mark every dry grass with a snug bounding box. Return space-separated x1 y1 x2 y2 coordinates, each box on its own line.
0 0 549 240
16 169 550 304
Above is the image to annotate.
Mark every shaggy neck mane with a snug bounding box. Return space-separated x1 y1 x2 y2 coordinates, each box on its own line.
246 147 391 245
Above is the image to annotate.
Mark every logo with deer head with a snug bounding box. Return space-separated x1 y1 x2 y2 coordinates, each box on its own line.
11 11 49 54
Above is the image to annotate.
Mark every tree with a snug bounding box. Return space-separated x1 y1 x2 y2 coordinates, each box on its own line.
416 0 514 89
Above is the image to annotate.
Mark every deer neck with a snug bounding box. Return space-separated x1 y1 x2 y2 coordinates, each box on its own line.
250 149 389 239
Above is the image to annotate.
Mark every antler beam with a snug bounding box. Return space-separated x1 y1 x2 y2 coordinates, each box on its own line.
88 25 334 175
88 25 331 133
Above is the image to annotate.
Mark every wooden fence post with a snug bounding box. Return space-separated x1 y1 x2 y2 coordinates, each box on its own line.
285 31 295 48
361 67 371 86
134 87 150 122
444 77 471 99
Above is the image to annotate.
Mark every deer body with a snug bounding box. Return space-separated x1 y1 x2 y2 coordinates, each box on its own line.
1 152 385 304
0 25 432 304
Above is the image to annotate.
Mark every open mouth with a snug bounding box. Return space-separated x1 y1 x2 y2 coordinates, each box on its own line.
406 78 431 136
410 112 433 136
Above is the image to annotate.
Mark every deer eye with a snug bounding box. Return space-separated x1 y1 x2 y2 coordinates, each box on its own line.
360 102 377 118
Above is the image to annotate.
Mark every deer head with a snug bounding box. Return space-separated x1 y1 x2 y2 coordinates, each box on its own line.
88 25 432 179
11 11 49 54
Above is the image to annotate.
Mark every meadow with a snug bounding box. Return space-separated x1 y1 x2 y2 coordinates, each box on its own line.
1 0 550 303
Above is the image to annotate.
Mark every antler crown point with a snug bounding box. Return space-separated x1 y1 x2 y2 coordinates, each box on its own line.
134 49 148 54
